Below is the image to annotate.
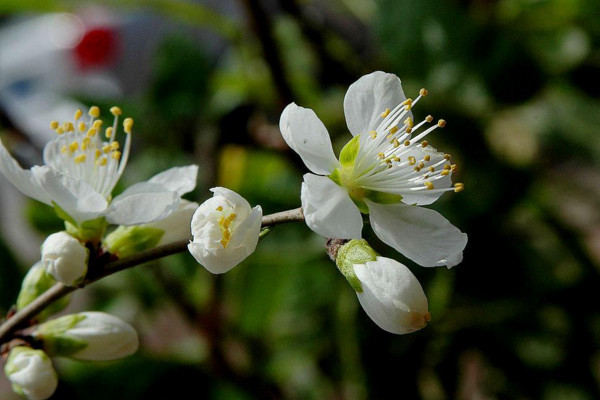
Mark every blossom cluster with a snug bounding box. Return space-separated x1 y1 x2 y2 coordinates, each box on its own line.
0 72 467 399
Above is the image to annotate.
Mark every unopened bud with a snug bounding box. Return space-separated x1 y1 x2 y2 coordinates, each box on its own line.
4 347 58 400
41 232 88 286
16 262 70 320
34 312 138 361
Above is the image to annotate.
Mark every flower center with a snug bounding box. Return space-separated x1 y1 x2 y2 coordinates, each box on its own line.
46 106 133 199
216 205 237 248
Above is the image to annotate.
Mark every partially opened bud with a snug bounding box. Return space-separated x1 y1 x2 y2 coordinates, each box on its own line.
16 262 70 320
104 200 199 257
354 256 430 334
188 187 262 274
34 312 138 361
4 346 58 400
41 231 88 286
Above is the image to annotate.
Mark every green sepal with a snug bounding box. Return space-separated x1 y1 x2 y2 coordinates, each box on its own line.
16 264 70 320
364 190 403 205
64 216 108 242
103 225 165 257
335 239 379 293
36 314 88 357
338 134 361 167
328 168 343 186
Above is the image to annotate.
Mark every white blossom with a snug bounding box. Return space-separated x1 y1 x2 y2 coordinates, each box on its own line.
188 187 262 274
354 257 430 334
41 231 88 286
279 71 467 267
4 347 58 400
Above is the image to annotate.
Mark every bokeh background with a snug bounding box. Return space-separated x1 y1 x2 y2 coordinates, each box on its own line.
1 0 600 399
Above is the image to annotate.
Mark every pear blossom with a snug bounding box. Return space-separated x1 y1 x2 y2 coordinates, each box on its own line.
188 187 262 274
41 231 88 286
34 312 138 361
4 346 58 400
354 256 430 334
279 71 467 267
0 106 198 239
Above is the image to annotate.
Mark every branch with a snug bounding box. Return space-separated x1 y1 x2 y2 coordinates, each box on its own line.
0 208 304 343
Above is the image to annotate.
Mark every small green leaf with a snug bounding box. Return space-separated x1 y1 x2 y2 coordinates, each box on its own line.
339 135 361 167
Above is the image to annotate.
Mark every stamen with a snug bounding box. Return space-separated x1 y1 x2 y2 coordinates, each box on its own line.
74 109 83 121
78 122 87 132
408 156 416 165
74 154 86 164
389 126 399 134
454 183 464 192
437 119 446 128
89 106 100 118
369 130 377 139
380 108 391 118
425 182 434 190
50 121 59 130
111 151 121 160
110 106 122 116
105 127 113 139
421 140 429 147
419 88 428 97
425 115 433 123
68 141 79 153
216 206 223 212
123 118 133 134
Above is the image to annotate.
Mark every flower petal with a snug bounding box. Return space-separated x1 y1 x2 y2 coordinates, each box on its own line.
0 139 51 205
354 256 429 334
147 165 198 196
279 103 340 175
34 166 108 224
301 173 362 239
344 71 410 136
188 242 252 274
107 183 180 225
211 187 252 218
366 200 467 268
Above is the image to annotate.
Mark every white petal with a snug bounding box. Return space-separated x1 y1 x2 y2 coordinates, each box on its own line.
279 103 340 175
107 183 180 225
0 139 51 205
148 200 199 245
354 257 429 334
34 166 108 224
188 242 252 274
366 201 467 268
301 173 362 239
211 187 252 216
228 205 262 248
344 71 410 136
147 165 198 195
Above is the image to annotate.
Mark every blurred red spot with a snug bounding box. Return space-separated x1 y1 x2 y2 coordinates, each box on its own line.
74 28 116 69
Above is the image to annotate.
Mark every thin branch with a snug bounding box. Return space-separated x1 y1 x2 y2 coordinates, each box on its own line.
0 208 305 344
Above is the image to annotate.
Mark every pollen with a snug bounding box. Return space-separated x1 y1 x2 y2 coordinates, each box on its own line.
82 137 91 150
111 151 121 160
89 106 100 118
419 88 429 97
404 117 413 129
92 120 103 129
216 206 223 212
454 183 465 192
437 119 446 128
425 181 434 190
50 121 59 130
369 130 377 139
110 106 122 116
378 152 385 159
68 141 79 153
74 109 83 121
404 140 411 146
423 155 431 162
380 108 391 118
440 169 450 176
123 118 134 134
421 140 429 147
393 138 400 148
96 157 108 166
95 149 102 159
425 115 433 123
110 142 120 151
102 144 111 153
408 156 416 165
74 154 86 164
86 128 97 137
78 121 87 132
389 126 399 134
105 127 113 139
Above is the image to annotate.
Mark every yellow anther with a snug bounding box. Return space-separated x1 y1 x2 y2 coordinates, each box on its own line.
95 149 102 159
68 141 79 153
419 88 429 97
378 152 385 159
423 155 431 162
369 130 377 139
55 127 64 135
454 183 464 193
425 181 434 190
92 120 103 129
74 154 86 164
50 121 59 130
402 98 413 106
110 142 120 151
82 137 90 150
405 127 412 134
417 162 425 169
425 115 434 123
96 157 108 166
428 166 435 173
440 169 450 176
102 144 111 153
393 156 401 162
86 128 97 137
123 117 133 134
404 140 411 146
408 156 416 165
89 106 100 118
216 206 223 212
380 108 391 118
393 138 400 148
437 119 446 128
421 140 429 147
404 117 414 129
111 151 121 160
451 164 457 172
61 145 67 154
74 109 83 121
110 106 122 116
443 164 451 170
78 121 87 132
444 154 452 161
61 122 70 132
414 166 422 172
389 126 399 134
105 127 113 139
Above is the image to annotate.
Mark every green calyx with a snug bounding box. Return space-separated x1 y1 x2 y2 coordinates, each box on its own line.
36 314 88 357
103 225 165 258
16 264 70 320
335 239 378 293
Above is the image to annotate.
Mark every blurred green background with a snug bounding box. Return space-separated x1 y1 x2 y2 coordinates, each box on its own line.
1 0 600 399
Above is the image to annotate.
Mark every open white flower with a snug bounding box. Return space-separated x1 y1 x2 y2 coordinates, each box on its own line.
279 71 467 267
354 256 430 334
0 106 198 239
188 187 262 274
4 346 58 400
41 231 89 286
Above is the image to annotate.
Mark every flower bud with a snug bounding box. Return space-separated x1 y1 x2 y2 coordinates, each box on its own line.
16 262 70 320
353 256 430 334
188 187 262 274
34 312 138 361
41 231 88 286
4 346 58 400
104 200 199 257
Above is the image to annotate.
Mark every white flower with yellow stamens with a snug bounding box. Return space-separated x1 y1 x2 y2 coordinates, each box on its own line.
0 106 198 240
188 187 262 274
279 71 467 267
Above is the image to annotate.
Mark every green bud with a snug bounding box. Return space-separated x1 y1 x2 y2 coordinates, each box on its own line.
5 346 58 400
16 263 70 320
64 216 108 243
35 314 88 357
103 225 165 258
335 239 378 292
